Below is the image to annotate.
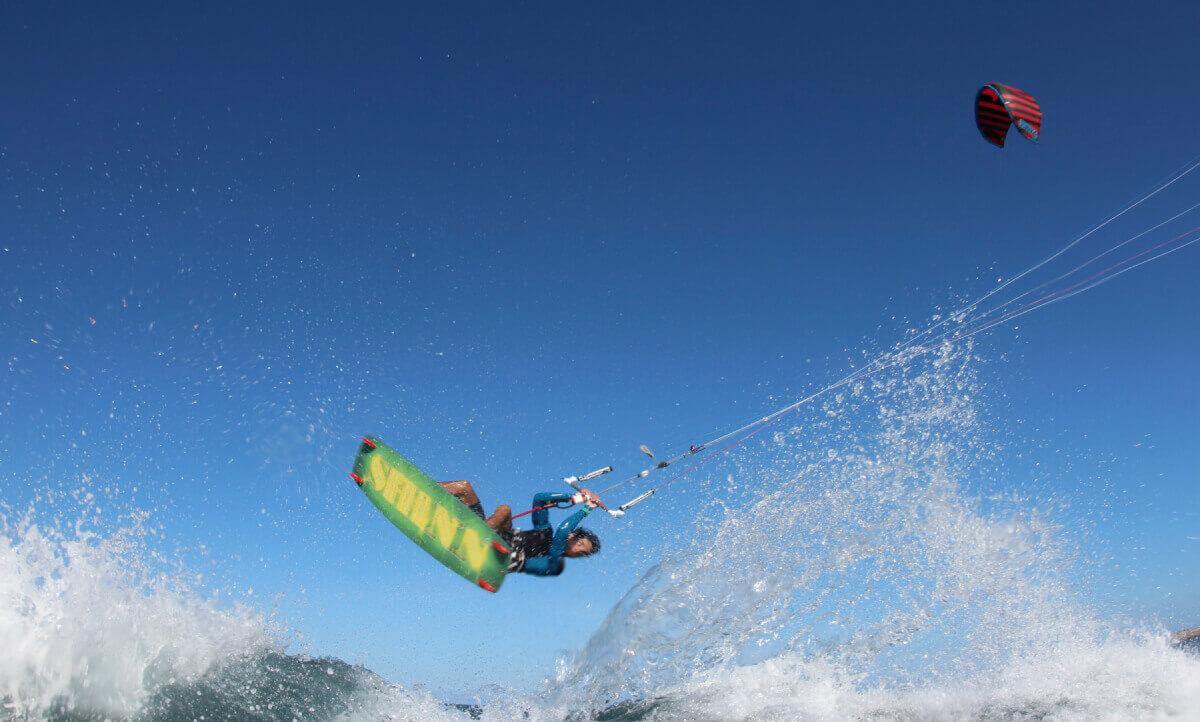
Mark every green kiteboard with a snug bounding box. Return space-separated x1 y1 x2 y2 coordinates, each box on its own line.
350 437 510 592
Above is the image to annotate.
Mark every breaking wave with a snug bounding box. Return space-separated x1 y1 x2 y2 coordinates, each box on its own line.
2 340 1197 720
549 339 1200 720
0 504 265 718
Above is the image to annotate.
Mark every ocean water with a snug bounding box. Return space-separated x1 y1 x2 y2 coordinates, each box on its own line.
3 341 1197 721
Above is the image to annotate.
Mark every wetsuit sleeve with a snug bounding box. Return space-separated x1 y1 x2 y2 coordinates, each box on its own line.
530 492 574 530
518 507 590 577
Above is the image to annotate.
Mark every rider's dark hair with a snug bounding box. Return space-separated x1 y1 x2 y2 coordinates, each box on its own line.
568 528 601 556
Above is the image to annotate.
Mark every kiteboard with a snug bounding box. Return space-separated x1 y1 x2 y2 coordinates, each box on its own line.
349 437 510 592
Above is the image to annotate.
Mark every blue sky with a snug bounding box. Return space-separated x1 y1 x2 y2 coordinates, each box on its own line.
2 1 1197 696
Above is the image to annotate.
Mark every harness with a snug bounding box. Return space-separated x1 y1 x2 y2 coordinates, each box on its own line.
503 528 552 572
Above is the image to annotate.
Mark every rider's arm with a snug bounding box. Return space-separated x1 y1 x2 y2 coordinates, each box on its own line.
519 506 591 576
530 491 574 530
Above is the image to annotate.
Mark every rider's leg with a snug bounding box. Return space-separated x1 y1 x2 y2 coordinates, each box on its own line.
486 504 513 535
438 480 485 519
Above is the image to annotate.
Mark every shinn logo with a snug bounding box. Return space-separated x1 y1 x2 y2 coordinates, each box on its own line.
367 455 490 572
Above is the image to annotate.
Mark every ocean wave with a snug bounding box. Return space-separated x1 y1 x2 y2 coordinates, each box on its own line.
0 508 270 719
3 340 1197 721
547 341 1200 720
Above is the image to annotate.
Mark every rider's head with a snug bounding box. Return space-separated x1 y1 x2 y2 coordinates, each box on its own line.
565 528 601 558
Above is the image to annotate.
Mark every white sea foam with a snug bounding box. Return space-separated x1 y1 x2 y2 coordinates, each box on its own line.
0 507 272 718
4 338 1197 721
629 635 1200 721
545 340 1200 720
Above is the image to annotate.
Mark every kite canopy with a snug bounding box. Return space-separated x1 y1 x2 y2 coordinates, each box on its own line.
975 83 1042 147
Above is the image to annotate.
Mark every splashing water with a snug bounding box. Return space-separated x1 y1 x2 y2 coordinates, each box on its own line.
0 505 470 721
549 340 1200 720
1 340 1197 721
0 507 271 718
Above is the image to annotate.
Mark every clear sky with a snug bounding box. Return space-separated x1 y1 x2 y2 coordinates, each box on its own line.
2 0 1197 697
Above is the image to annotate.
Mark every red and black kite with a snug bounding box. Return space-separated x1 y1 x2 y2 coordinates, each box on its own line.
975 83 1042 148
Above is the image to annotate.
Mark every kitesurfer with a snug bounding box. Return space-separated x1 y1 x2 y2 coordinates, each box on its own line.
437 481 602 576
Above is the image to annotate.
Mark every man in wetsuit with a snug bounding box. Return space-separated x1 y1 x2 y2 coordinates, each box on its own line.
437 481 601 576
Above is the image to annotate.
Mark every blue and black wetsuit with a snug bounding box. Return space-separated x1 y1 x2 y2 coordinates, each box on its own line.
506 492 590 576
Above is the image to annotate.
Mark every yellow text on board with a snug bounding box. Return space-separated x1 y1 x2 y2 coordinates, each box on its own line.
367 455 490 572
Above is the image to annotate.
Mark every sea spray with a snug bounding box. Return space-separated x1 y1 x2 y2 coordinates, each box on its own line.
0 498 490 721
0 504 271 718
550 340 1200 720
1 338 1196 720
